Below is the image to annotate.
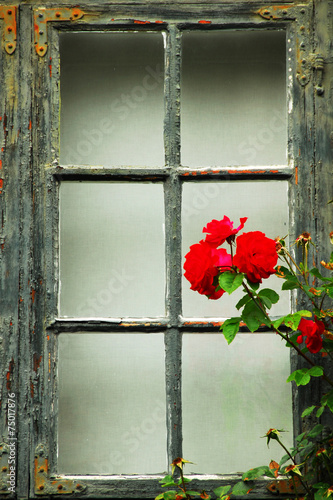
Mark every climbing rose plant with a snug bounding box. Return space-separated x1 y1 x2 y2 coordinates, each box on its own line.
157 216 333 500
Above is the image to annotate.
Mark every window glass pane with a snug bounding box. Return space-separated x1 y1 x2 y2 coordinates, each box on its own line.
181 31 286 167
60 32 164 167
58 333 167 474
182 181 288 318
182 333 293 473
59 182 165 318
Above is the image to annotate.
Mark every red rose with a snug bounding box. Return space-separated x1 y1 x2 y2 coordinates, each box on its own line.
203 216 247 247
233 231 278 283
296 317 325 353
184 240 232 300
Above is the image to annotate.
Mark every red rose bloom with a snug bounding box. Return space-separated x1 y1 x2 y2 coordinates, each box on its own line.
184 240 232 300
297 317 325 353
203 216 248 247
233 231 278 283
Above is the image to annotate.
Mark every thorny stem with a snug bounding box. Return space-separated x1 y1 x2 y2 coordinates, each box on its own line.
242 282 333 388
178 467 191 500
275 437 311 498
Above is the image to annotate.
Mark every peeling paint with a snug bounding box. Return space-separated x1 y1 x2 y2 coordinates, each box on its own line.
198 20 212 24
33 354 42 372
6 358 14 391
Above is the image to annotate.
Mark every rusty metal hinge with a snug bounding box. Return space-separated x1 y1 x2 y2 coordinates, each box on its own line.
256 5 297 20
34 7 85 56
0 6 17 55
256 5 324 94
34 444 86 495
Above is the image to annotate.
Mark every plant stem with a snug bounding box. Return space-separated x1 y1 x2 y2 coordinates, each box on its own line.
179 467 191 500
276 437 311 498
242 282 333 388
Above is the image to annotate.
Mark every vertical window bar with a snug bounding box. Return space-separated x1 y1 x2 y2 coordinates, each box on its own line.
164 24 183 467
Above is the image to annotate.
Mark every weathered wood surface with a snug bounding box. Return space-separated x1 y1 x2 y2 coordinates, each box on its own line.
0 1 332 498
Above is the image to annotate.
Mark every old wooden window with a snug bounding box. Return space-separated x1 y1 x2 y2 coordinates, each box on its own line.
0 1 332 499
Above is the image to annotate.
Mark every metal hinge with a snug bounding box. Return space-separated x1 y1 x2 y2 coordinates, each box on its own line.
34 7 85 57
0 6 17 55
257 5 325 95
304 53 325 95
34 444 86 495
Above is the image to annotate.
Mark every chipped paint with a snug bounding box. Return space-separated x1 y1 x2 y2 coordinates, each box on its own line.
198 20 212 24
6 358 14 391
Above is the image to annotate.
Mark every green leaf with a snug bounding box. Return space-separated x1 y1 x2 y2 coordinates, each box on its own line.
214 486 231 497
326 389 333 412
232 481 252 495
307 423 323 438
282 278 299 290
308 366 324 377
283 311 311 331
301 405 316 418
316 406 325 418
236 294 251 310
161 491 178 500
246 279 260 291
275 265 294 278
258 289 280 304
160 475 176 487
279 454 291 466
287 368 311 386
242 466 270 481
219 272 244 294
242 301 269 332
310 268 331 282
273 316 285 329
221 317 241 345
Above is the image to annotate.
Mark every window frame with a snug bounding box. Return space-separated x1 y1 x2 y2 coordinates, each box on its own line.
1 1 332 498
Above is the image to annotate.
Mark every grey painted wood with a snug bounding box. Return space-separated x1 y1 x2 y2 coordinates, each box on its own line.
0 1 332 498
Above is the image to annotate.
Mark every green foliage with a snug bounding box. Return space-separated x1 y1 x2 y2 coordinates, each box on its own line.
287 366 324 386
219 271 244 294
221 317 241 344
241 300 270 332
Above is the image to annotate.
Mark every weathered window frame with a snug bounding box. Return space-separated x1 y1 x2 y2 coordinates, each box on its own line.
0 1 332 498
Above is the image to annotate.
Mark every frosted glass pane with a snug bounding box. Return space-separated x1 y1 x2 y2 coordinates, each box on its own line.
182 181 288 318
181 31 286 166
182 334 293 473
60 32 164 166
58 333 167 474
59 182 165 317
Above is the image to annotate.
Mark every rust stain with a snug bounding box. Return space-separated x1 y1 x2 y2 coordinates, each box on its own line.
28 120 32 130
31 286 36 303
227 169 266 174
0 6 17 54
295 165 298 185
0 179 3 192
257 5 293 20
34 457 48 491
198 20 212 24
33 354 42 372
49 56 52 78
6 358 14 391
134 19 151 24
